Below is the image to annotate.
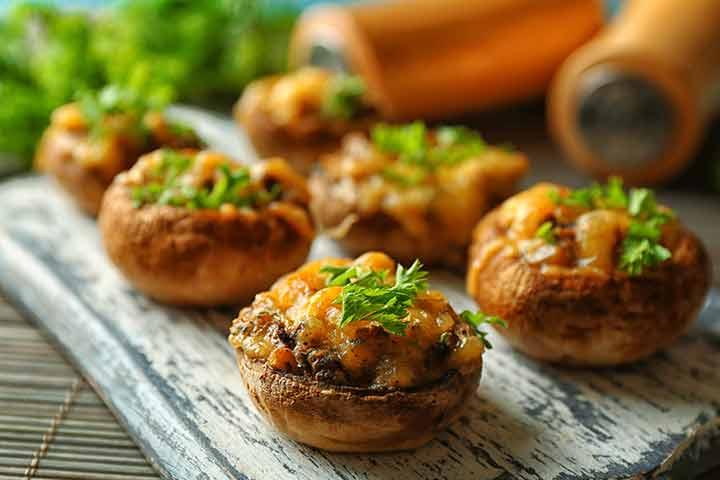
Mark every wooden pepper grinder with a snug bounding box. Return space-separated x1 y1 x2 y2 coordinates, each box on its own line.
290 0 604 120
549 0 720 185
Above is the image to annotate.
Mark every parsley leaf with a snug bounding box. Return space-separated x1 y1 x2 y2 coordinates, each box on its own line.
78 82 171 140
622 188 674 275
627 188 656 216
459 310 507 349
604 176 628 209
321 259 428 336
549 177 628 210
535 221 556 244
435 126 482 147
131 150 280 210
548 177 674 275
430 125 486 165
320 265 381 287
372 122 428 165
619 237 672 276
370 122 491 186
549 183 602 209
322 74 366 119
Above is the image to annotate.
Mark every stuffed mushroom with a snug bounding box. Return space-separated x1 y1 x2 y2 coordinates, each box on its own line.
235 67 376 174
36 85 203 215
228 252 499 452
467 180 711 366
310 122 528 269
99 149 314 306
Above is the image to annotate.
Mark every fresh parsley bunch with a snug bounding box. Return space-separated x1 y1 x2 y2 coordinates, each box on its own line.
0 1 298 173
544 178 674 275
0 4 103 170
132 150 280 209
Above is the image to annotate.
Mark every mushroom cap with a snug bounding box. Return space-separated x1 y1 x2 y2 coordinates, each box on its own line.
236 350 482 452
467 208 712 366
99 180 314 306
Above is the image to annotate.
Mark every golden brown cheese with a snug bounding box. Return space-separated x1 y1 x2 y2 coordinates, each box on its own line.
314 134 528 259
487 183 681 276
122 150 314 240
237 67 367 139
38 103 199 180
229 252 484 389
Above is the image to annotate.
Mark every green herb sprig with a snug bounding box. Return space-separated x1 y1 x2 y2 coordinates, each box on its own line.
322 75 366 120
131 150 281 209
321 260 507 345
535 221 557 244
548 178 674 275
548 176 627 210
459 310 507 349
78 84 154 140
320 260 428 336
371 122 488 186
619 188 673 275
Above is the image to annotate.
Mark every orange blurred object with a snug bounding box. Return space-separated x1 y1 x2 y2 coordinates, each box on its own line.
549 0 720 185
291 0 604 120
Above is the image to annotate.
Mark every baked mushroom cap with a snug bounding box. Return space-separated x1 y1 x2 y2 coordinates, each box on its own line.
228 252 486 451
99 149 314 306
234 67 376 175
310 125 528 269
467 183 712 366
36 100 202 216
236 352 480 452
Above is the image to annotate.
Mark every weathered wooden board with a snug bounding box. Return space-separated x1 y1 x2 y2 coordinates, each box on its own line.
1 109 720 480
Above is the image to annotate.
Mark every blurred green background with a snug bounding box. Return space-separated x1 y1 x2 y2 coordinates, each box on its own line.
0 0 311 174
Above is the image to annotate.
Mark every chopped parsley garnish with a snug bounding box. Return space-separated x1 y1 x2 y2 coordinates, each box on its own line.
619 188 674 275
321 259 506 345
548 178 674 275
618 237 672 276
79 83 163 140
372 122 428 165
548 176 627 210
429 126 487 165
372 122 488 186
320 260 429 336
459 310 507 349
535 221 556 244
131 150 281 209
322 74 366 120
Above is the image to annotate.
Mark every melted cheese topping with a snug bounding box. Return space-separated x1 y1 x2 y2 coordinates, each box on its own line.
319 133 528 246
120 150 314 239
229 252 484 389
40 103 200 180
238 67 371 139
490 183 680 276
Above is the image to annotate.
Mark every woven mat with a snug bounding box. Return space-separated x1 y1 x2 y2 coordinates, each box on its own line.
0 296 159 480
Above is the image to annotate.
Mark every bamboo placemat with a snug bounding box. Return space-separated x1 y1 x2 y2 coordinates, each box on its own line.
0 295 159 480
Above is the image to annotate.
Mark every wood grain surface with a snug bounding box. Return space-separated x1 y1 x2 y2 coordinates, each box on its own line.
0 109 719 479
